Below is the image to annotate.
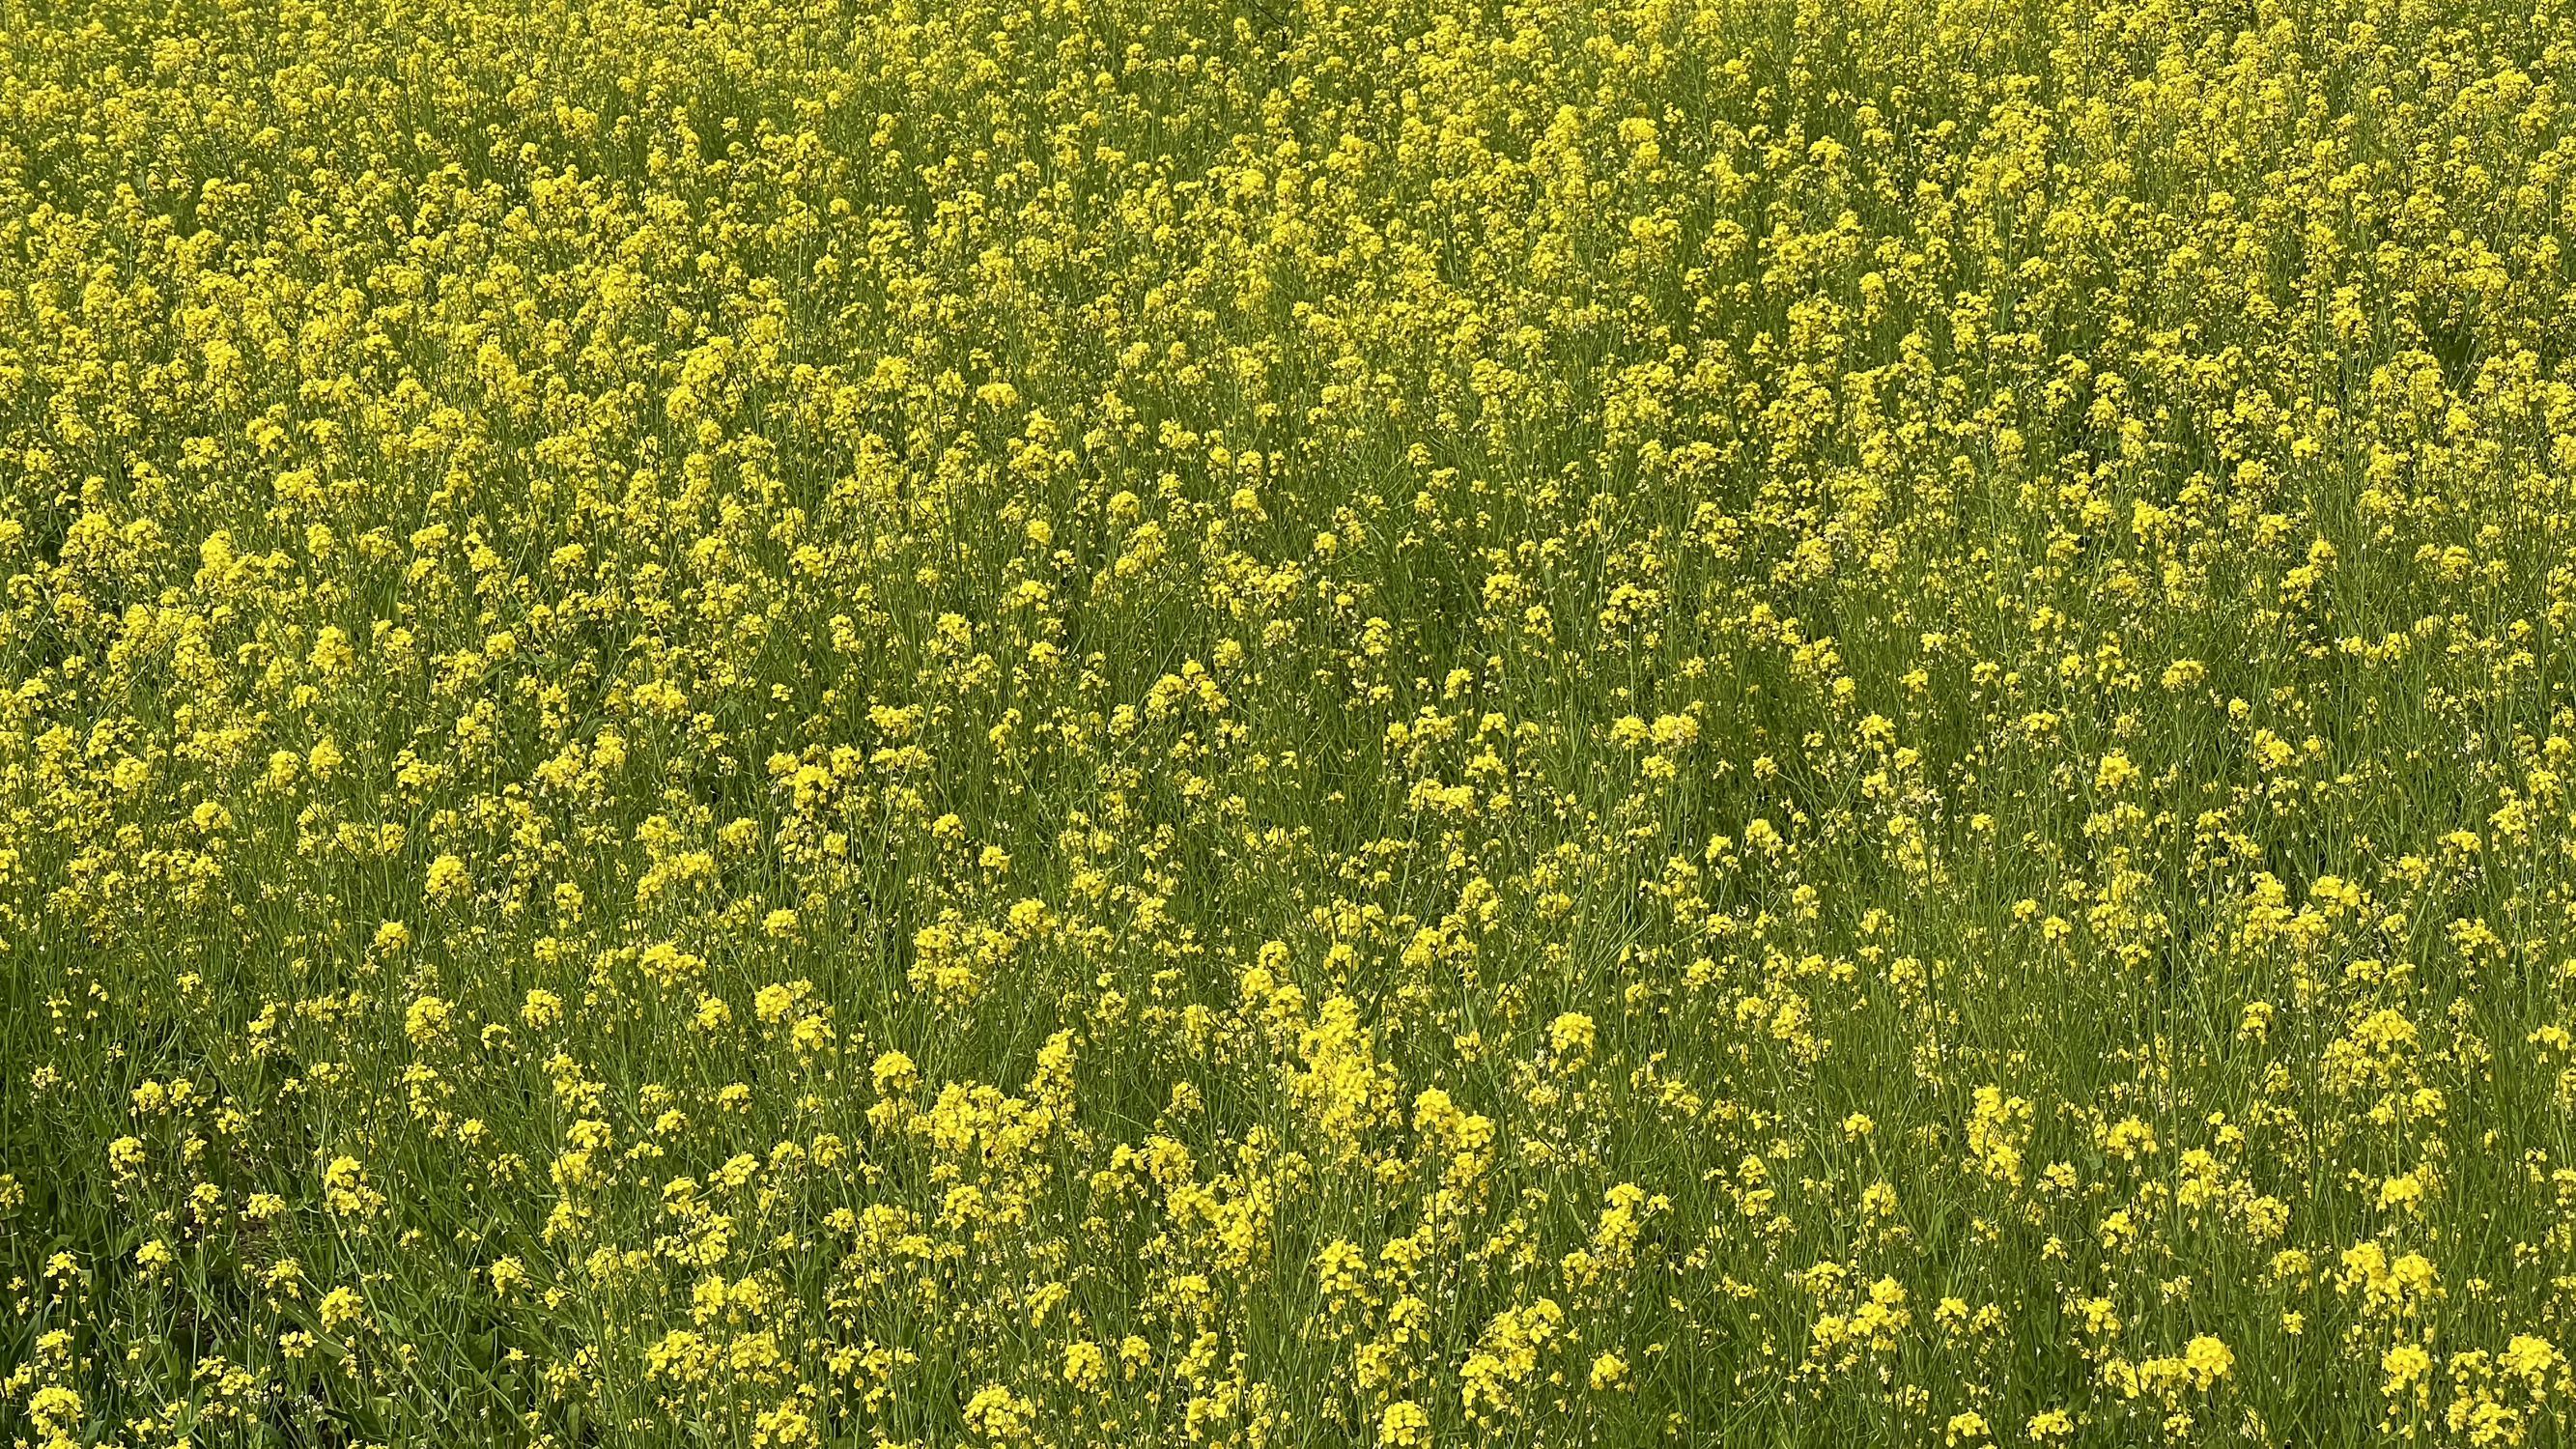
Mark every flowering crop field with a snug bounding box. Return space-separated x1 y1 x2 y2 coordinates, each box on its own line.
5 0 2576 1444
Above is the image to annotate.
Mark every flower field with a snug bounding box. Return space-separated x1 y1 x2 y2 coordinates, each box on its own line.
4 0 2576 1441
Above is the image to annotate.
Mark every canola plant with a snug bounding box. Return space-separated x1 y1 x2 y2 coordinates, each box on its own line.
3 0 2576 1442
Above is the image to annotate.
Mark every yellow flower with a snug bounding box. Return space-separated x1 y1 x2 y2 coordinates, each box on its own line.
1378 1401 1430 1445
405 995 452 1044
521 989 564 1029
1589 1350 1628 1390
319 1286 365 1332
1062 1340 1107 1392
2182 1335 2234 1388
424 852 470 902
26 1386 81 1435
323 1156 382 1217
2098 1117 2158 1161
871 1051 919 1095
2384 1344 2433 1399
962 1384 1032 1440
1548 1011 1596 1059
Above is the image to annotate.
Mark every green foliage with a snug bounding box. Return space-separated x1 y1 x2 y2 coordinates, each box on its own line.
3 0 2576 1443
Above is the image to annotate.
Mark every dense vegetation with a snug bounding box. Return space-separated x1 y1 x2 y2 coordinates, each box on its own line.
5 0 2576 1442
